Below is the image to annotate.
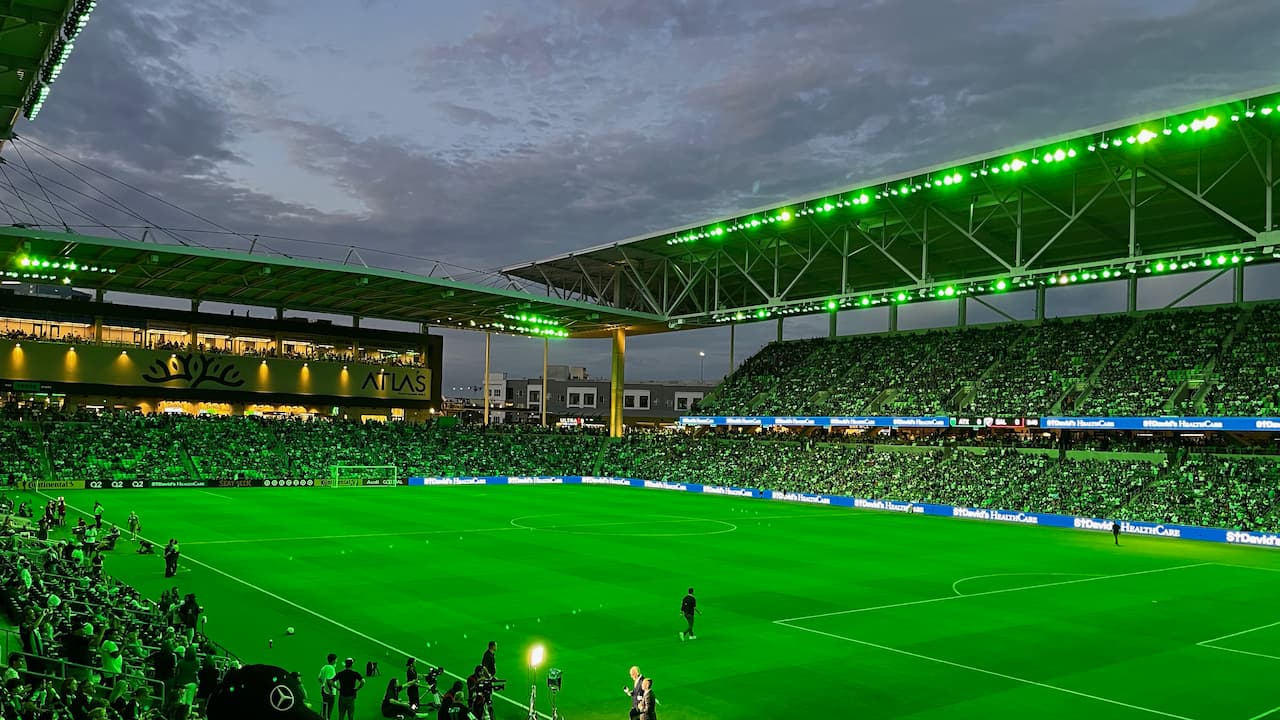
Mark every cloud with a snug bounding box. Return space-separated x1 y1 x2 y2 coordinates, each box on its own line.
8 0 1280 387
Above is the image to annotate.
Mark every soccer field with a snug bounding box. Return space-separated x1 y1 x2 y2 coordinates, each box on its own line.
43 485 1280 720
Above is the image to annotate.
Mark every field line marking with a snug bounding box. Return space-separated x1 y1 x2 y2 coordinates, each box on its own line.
1214 562 1280 575
1249 705 1280 720
196 490 235 500
187 513 753 545
774 562 1211 623
43 493 551 720
774 620 1196 720
184 526 523 545
951 573 1099 597
1196 619 1280 647
1198 644 1280 663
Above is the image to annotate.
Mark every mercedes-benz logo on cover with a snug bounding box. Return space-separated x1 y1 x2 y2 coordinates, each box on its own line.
269 684 296 712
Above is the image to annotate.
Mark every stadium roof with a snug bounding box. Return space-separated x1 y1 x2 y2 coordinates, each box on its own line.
0 0 92 143
0 227 666 337
505 85 1280 329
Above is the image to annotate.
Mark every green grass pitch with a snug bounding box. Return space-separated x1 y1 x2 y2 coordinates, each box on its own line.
40 485 1280 720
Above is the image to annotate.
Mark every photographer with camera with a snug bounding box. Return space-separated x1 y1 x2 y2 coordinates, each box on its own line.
381 677 433 719
436 680 471 720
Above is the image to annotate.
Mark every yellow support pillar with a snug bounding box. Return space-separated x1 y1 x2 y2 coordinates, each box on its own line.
609 329 625 438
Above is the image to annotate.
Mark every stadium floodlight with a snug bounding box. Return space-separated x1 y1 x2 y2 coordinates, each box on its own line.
995 280 1007 291
1137 129 1157 144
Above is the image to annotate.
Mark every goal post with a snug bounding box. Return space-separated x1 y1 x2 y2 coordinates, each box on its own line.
327 465 400 487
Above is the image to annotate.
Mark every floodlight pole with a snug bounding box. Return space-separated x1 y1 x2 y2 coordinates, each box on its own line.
483 332 491 426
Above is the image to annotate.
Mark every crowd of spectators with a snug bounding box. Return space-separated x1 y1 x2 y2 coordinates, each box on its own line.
0 509 235 720
1198 304 1280 417
1076 307 1238 416
970 316 1130 417
0 423 43 485
693 303 1280 419
45 416 190 484
882 325 1023 416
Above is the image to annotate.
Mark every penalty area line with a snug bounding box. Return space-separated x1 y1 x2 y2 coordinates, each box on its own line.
774 562 1211 623
774 620 1197 720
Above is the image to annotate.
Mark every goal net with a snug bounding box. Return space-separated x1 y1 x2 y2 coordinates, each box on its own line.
326 465 400 487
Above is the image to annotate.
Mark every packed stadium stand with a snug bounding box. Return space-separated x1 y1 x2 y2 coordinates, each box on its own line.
696 302 1280 419
5 415 1280 533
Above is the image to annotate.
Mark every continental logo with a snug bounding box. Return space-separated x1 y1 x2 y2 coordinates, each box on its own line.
37 479 85 490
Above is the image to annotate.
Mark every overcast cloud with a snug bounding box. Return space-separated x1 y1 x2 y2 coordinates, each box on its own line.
6 0 1280 391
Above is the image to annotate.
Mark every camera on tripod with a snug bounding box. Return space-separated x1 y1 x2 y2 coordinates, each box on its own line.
478 677 506 693
424 666 445 693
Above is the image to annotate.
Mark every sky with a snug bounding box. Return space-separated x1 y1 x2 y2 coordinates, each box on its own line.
7 0 1280 393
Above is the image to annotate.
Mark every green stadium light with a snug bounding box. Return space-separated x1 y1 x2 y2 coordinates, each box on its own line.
1217 255 1228 265
895 292 907 302
995 280 1008 291
942 286 955 297
825 300 838 311
860 297 871 307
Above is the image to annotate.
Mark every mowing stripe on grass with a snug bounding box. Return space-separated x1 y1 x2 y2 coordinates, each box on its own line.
775 562 1211 623
775 620 1198 720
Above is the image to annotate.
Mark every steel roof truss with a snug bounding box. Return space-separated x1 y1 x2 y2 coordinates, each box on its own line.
615 249 663 316
929 205 1014 273
1140 162 1260 239
852 222 920 285
666 257 708 315
779 229 842 301
1022 178 1114 270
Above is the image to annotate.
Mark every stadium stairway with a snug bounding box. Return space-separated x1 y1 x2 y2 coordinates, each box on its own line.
1183 306 1254 414
1058 316 1138 413
591 437 612 476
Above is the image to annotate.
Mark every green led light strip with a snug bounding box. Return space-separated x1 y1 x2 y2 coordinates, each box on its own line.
706 252 1262 323
666 101 1279 248
25 0 98 120
14 256 115 274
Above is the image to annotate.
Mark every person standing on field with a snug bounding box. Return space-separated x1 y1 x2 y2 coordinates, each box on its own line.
679 588 700 641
